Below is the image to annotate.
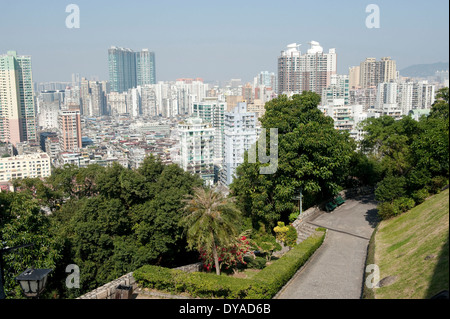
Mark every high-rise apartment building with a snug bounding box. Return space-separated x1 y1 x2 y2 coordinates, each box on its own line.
192 98 226 162
136 49 156 86
254 71 277 90
80 78 107 116
0 51 37 146
381 57 397 83
140 86 158 117
225 95 245 112
397 81 435 114
242 83 254 104
108 47 156 93
106 80 208 118
108 47 137 93
359 58 379 88
278 42 337 96
318 100 367 141
376 82 398 109
247 99 266 122
58 105 82 152
178 117 215 186
349 87 378 111
321 74 350 105
349 66 361 89
359 57 397 88
278 43 302 94
38 100 60 130
107 91 128 115
221 102 257 185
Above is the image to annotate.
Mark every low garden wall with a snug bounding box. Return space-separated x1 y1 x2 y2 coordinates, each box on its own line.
77 272 137 299
77 263 203 299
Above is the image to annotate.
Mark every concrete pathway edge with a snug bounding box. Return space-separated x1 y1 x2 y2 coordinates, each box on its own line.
273 230 329 299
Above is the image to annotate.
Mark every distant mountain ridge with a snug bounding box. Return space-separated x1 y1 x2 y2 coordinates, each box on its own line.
400 62 449 78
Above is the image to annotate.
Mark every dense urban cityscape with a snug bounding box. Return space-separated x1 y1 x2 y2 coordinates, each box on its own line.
1 43 448 189
0 1 448 307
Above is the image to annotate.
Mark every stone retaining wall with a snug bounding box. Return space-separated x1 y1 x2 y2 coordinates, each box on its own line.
77 272 137 299
173 262 203 273
77 262 203 299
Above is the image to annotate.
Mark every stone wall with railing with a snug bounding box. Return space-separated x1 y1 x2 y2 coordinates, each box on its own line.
77 262 203 299
77 272 136 299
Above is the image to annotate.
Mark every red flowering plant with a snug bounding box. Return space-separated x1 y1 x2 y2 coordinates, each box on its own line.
199 235 253 273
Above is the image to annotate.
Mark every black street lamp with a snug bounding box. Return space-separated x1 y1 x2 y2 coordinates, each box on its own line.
15 268 53 298
0 243 53 299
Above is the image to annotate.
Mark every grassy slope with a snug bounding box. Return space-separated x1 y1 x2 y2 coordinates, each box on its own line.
374 188 449 299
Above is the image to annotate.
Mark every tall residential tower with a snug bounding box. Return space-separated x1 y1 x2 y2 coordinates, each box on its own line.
221 102 257 185
278 42 337 96
178 117 215 186
0 51 37 146
108 47 156 93
359 57 397 88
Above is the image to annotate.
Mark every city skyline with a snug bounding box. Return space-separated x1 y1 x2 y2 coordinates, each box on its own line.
0 0 448 84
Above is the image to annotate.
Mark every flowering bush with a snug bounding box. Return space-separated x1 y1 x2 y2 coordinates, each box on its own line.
273 221 289 242
199 235 252 273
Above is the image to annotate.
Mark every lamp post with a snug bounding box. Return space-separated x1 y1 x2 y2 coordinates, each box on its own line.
15 268 53 299
292 187 303 216
0 243 52 299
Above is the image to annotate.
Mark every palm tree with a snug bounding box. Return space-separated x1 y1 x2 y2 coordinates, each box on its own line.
180 187 241 275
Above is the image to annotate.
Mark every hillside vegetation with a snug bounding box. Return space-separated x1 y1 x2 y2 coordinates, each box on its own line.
373 188 449 299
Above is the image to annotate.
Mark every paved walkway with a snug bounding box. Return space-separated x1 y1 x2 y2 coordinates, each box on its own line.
276 194 378 299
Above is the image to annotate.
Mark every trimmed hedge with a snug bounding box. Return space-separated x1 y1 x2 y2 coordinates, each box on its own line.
251 231 325 297
133 230 326 299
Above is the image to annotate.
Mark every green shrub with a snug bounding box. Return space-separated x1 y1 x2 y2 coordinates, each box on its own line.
377 201 399 220
375 176 406 203
393 197 415 213
411 188 430 205
252 233 325 297
253 233 282 261
133 231 326 299
245 256 267 270
289 211 299 223
285 225 298 248
378 197 416 220
430 176 449 194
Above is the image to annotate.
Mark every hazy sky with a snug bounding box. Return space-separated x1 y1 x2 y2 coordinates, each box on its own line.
0 0 448 84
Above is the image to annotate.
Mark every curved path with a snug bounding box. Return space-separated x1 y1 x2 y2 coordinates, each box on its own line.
276 194 378 299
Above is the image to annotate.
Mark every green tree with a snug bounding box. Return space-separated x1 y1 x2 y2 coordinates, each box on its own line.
374 175 407 203
252 233 281 261
96 163 146 208
285 225 298 249
130 164 203 267
231 92 356 229
60 195 130 293
180 187 242 275
429 87 449 122
273 222 289 243
360 87 449 220
47 156 204 297
0 192 61 299
346 151 383 187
